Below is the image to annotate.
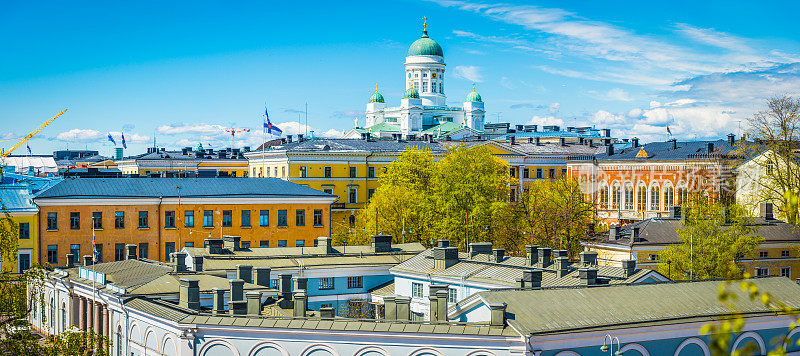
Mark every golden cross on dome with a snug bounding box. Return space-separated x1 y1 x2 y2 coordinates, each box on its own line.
422 16 428 31
472 82 476 91
375 84 379 94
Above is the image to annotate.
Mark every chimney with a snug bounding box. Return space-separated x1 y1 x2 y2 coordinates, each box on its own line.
320 307 335 318
632 226 641 242
670 139 677 150
707 142 714 154
193 256 203 272
206 239 223 254
528 137 533 143
297 134 304 142
492 248 505 263
670 206 682 219
509 135 516 145
469 242 493 258
229 279 244 301
525 245 539 266
760 202 774 220
83 255 93 266
383 295 396 320
395 296 411 321
278 274 292 301
246 291 261 315
556 257 570 278
437 239 449 248
228 300 247 315
554 250 568 259
535 137 541 146
436 289 449 321
293 276 308 291
522 269 542 289
559 137 566 146
318 236 333 254
433 247 459 270
728 133 735 146
606 145 614 156
371 235 392 253
223 236 241 251
609 225 620 241
287 135 293 143
489 303 507 327
236 264 253 283
539 248 552 268
126 244 138 260
579 267 598 285
601 128 611 137
212 287 225 314
65 254 74 268
428 294 438 321
579 251 598 266
632 137 639 148
622 259 636 277
172 252 187 273
179 278 200 310
254 267 271 287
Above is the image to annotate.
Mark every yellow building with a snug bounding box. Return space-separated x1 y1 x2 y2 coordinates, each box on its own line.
0 184 39 273
582 205 800 280
116 146 249 177
245 138 445 231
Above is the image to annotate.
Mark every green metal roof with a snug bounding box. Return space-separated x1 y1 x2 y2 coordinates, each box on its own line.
422 122 469 138
404 87 420 99
367 122 402 133
369 91 385 103
466 90 482 102
407 30 443 57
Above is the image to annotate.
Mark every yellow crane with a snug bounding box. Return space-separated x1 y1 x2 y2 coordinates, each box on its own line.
1 109 67 158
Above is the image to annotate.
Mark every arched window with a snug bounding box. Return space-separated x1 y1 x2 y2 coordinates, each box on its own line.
637 184 647 212
677 187 689 205
624 184 634 210
61 302 66 332
611 184 621 209
664 186 675 209
599 186 609 209
650 185 660 211
117 327 123 356
50 297 55 330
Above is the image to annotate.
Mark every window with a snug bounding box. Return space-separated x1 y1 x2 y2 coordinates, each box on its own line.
18 253 30 272
164 211 175 228
92 212 102 229
281 166 285 178
165 242 175 261
509 189 516 202
184 241 194 248
114 243 125 261
184 211 194 227
313 210 324 226
677 187 689 205
259 210 269 226
203 210 213 227
47 212 57 230
650 186 660 211
277 240 287 247
368 166 375 178
324 166 332 178
448 288 457 303
759 251 769 258
412 282 423 298
277 210 288 227
114 211 124 229
548 169 555 179
509 168 516 178
536 168 543 179
624 185 634 210
523 168 530 179
349 215 356 227
18 223 29 239
259 240 269 247
767 163 774 175
349 187 357 203
637 186 647 211
299 166 307 178
296 240 305 247
295 209 305 226
139 243 148 259
755 267 769 277
222 210 232 227
47 245 58 264
241 241 250 249
422 81 428 92
664 187 674 208
782 250 790 258
781 267 791 278
439 82 443 93
70 212 80 230
648 254 660 261
94 244 103 263
70 244 80 263
319 277 334 290
599 186 609 209
368 188 375 201
347 276 363 289
349 166 357 178
138 211 149 228
612 185 621 209
240 210 251 227
323 188 333 195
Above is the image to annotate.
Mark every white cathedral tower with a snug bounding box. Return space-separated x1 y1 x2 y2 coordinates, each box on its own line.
347 18 485 140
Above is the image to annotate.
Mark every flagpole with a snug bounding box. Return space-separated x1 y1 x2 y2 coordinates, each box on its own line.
91 225 96 340
262 105 266 178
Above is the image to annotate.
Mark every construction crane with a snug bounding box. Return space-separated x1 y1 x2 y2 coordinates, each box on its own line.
1 109 67 157
223 127 250 148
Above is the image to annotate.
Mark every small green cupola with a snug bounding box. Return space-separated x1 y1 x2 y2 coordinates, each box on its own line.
466 82 482 102
369 84 385 103
404 86 420 99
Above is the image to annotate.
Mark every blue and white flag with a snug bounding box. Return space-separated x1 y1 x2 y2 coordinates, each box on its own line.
121 132 127 149
263 107 283 136
666 125 672 136
92 227 99 262
107 133 116 145
26 144 31 155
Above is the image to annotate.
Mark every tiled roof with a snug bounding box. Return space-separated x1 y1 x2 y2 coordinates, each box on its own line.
34 178 335 199
250 138 446 154
391 249 656 288
476 277 800 335
586 139 740 162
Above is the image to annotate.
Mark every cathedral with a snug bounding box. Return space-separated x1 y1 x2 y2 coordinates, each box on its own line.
344 19 485 140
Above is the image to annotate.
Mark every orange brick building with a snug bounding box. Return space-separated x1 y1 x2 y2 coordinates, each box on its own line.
568 136 740 225
35 178 336 266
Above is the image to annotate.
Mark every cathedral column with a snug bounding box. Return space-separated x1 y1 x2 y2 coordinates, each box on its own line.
94 301 101 334
102 305 109 338
78 297 86 330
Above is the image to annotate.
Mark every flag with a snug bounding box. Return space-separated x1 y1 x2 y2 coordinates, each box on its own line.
666 125 672 136
121 132 127 149
263 107 283 136
92 227 99 262
107 133 116 145
26 144 31 155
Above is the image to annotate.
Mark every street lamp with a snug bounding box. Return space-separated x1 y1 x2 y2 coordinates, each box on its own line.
600 334 623 355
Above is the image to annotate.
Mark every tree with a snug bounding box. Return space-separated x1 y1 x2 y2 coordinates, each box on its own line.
658 196 762 280
740 95 800 225
517 177 595 258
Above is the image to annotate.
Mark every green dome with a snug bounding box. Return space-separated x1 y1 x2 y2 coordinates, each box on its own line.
466 83 482 102
369 91 385 103
404 86 420 99
407 30 443 57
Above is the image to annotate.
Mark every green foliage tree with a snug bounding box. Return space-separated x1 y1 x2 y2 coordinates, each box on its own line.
658 196 762 280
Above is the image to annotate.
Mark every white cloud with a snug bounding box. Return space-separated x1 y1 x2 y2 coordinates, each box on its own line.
453 65 483 82
673 23 750 52
321 129 345 138
55 129 104 142
157 123 226 135
590 110 627 125
500 76 516 89
548 102 560 113
606 88 633 101
527 115 564 126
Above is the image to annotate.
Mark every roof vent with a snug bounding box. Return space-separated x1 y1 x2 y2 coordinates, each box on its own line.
433 246 459 270
469 242 493 258
319 236 334 254
579 267 598 285
489 302 507 327
171 252 187 273
579 251 598 266
760 202 774 220
492 248 505 263
632 137 639 148
609 225 620 240
556 256 570 278
535 137 541 146
606 145 614 156
559 137 566 146
179 278 200 310
371 235 393 252
236 264 253 284
525 245 539 266
622 259 636 277
521 269 542 289
205 238 224 254
538 247 552 268
223 235 241 251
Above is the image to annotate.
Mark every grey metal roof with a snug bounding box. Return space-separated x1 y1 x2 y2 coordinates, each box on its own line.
476 277 800 335
586 139 740 162
255 138 446 154
0 185 38 212
34 178 335 199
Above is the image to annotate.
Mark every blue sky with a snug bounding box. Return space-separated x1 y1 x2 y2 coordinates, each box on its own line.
2 0 799 155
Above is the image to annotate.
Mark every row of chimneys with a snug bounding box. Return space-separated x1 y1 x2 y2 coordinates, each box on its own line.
507 136 613 147
205 235 393 255
389 133 439 143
